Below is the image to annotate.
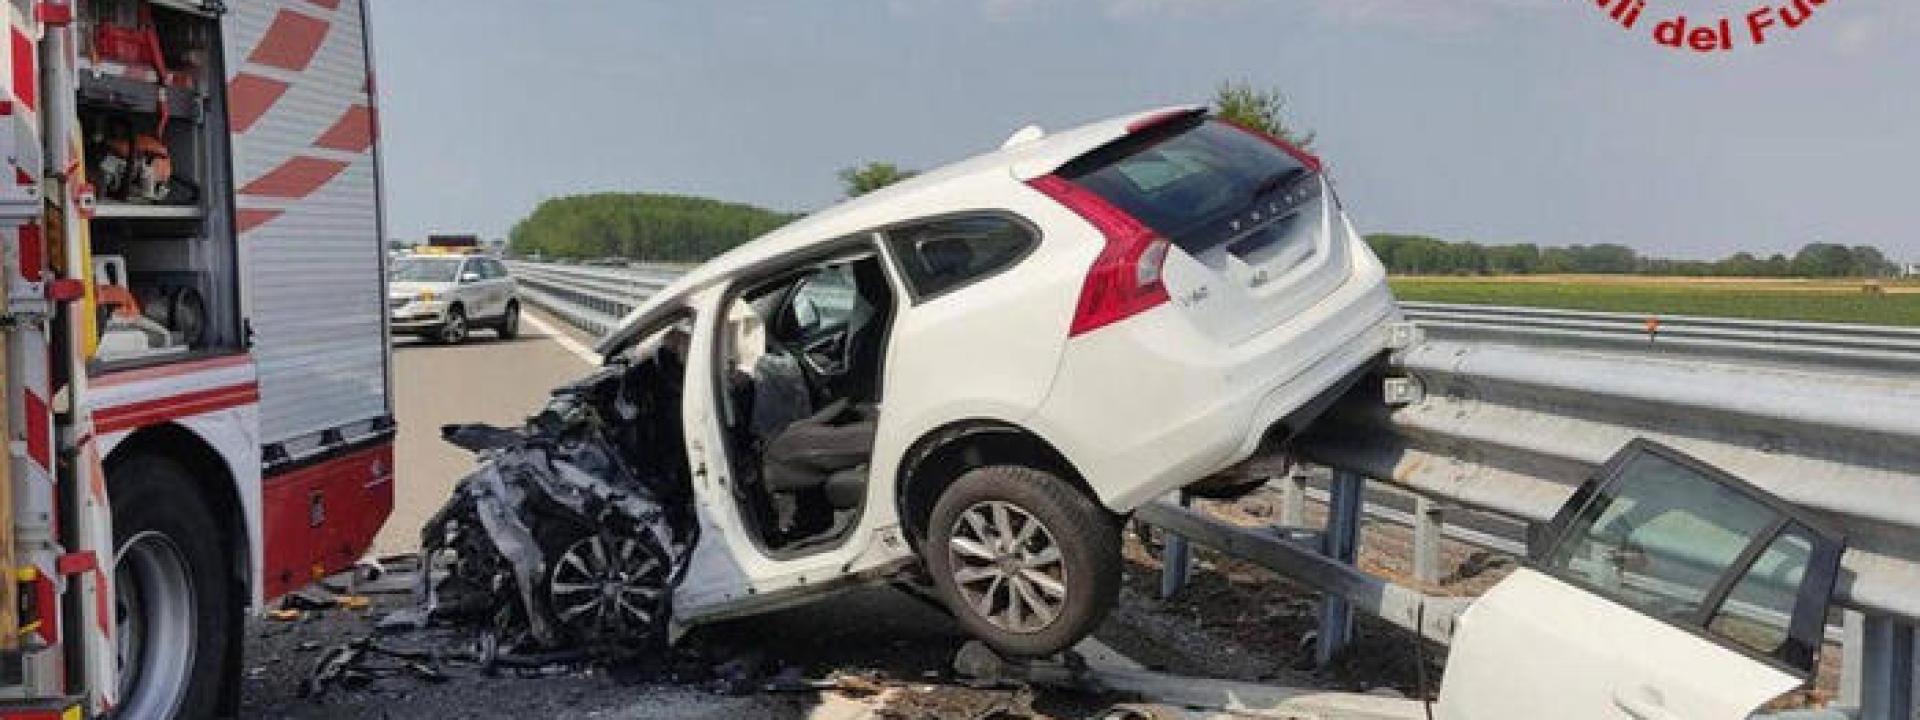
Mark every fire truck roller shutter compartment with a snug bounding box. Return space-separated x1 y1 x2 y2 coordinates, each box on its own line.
223 0 391 449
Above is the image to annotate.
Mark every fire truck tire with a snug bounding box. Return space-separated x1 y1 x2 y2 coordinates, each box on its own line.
110 456 234 720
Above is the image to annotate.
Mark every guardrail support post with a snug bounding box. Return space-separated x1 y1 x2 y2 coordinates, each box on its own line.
1316 470 1364 667
1850 613 1916 720
1280 467 1309 528
1845 610 1865 707
1159 491 1193 599
1413 498 1444 586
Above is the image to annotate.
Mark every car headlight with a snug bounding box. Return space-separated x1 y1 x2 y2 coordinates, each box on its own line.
417 290 438 302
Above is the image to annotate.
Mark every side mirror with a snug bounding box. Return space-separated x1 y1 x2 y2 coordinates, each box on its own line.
460 272 482 283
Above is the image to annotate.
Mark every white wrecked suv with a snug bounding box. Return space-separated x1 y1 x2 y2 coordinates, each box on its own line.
430 106 1400 659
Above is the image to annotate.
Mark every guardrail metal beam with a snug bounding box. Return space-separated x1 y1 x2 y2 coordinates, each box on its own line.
1135 498 1469 647
1300 331 1920 622
505 261 669 339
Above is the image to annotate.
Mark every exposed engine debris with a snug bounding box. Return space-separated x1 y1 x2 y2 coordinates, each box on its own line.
418 344 697 657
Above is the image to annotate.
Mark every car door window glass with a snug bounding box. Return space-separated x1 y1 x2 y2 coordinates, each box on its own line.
884 215 1035 299
1544 451 1781 624
1709 523 1814 657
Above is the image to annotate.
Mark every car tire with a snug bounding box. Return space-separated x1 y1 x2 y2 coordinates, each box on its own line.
110 455 235 720
926 465 1119 658
496 302 521 340
438 305 468 345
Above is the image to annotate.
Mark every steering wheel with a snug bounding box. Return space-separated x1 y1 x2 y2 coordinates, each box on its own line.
801 333 849 376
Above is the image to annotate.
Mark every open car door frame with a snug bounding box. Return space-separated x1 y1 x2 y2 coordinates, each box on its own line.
1437 439 1845 720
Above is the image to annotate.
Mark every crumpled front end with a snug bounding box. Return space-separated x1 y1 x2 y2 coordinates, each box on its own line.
418 362 696 658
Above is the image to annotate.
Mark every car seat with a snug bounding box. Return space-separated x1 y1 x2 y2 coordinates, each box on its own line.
761 398 876 507
749 352 812 441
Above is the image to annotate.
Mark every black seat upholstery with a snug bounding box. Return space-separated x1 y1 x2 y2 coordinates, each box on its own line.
823 466 867 510
760 399 876 499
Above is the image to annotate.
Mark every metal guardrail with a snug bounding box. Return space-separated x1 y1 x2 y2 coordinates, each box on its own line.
511 259 1919 716
1300 304 1920 622
1399 301 1920 373
506 261 668 338
1139 497 1474 647
1297 301 1920 718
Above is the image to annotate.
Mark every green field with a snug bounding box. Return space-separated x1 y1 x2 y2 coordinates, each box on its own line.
1388 276 1920 327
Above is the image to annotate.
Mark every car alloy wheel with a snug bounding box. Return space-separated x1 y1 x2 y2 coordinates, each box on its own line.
946 500 1068 634
545 535 668 640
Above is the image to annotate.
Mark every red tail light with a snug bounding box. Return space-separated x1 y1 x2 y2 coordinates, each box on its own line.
1027 175 1171 337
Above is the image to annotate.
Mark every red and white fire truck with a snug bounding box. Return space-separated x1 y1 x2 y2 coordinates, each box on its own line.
0 0 392 717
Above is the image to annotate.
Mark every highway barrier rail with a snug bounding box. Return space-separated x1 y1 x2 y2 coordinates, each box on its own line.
1300 302 1920 622
507 261 670 337
509 260 1919 718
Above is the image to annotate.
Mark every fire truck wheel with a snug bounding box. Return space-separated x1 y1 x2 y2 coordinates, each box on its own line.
111 456 234 719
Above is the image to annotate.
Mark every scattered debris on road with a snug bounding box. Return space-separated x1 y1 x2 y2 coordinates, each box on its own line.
241 520 1466 718
256 576 1146 718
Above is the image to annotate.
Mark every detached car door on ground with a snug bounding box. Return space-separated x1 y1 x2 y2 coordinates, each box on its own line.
1438 440 1844 720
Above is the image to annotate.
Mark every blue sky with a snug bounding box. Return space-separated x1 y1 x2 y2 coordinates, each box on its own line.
367 1 1920 260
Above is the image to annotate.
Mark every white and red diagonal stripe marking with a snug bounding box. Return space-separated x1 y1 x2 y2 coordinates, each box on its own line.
229 1 383 234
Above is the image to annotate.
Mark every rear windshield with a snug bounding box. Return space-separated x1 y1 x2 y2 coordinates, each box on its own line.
1058 117 1319 255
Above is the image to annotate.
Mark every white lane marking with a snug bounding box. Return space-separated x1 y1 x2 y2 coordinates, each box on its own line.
522 311 600 366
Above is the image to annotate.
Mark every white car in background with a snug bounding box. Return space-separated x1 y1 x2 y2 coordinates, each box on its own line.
591 105 1401 656
389 254 522 344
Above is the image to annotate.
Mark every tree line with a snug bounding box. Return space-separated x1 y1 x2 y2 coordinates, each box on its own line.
508 193 798 263
1366 234 1906 278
